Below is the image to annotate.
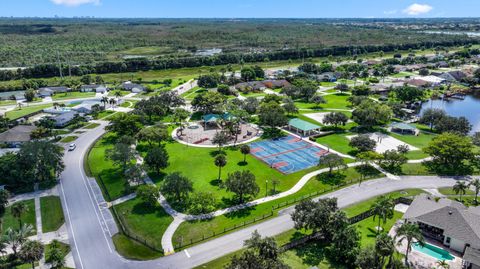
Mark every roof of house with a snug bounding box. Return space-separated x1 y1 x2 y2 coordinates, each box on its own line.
121 82 145 90
390 122 417 130
407 79 430 87
81 84 106 90
404 194 480 247
288 118 321 132
39 86 70 92
202 113 232 123
464 247 480 266
0 125 36 143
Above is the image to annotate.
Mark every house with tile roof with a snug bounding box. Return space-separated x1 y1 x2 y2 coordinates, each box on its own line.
404 194 480 255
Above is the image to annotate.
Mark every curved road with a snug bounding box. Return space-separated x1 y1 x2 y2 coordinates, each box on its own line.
60 122 463 269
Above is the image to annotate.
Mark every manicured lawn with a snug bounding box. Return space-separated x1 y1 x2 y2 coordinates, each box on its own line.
112 234 163 260
354 211 403 247
316 133 355 155
40 196 65 233
0 100 16 106
389 131 436 150
108 90 131 97
3 199 36 234
400 163 432 175
146 141 322 211
88 133 131 201
94 110 115 119
5 104 52 120
342 189 424 217
320 81 336 87
438 187 475 196
404 150 429 160
84 123 100 129
294 93 351 111
60 136 78 143
52 92 96 101
173 167 381 248
113 197 173 253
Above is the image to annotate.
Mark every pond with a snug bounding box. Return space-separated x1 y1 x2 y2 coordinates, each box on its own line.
420 93 480 134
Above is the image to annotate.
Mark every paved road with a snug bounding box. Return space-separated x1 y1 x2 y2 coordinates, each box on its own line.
60 123 464 269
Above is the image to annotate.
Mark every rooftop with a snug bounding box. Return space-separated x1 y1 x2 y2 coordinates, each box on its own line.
288 118 321 132
0 125 36 143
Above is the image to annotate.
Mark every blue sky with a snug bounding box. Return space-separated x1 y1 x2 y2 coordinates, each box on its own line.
1 0 480 18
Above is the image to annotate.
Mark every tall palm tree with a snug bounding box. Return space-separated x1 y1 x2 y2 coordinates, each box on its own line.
375 233 395 269
19 240 44 269
114 91 122 99
371 196 395 234
11 202 28 228
470 179 480 205
3 228 20 256
101 96 108 109
453 181 468 202
395 222 424 267
214 154 227 181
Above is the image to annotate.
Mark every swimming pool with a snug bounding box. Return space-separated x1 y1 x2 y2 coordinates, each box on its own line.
412 242 455 261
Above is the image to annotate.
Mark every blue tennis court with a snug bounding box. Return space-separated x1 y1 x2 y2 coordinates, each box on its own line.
250 135 329 174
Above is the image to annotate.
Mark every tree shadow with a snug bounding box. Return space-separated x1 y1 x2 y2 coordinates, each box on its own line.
209 179 223 187
237 161 248 166
261 128 285 139
223 204 255 219
316 172 346 186
423 161 473 176
293 240 329 267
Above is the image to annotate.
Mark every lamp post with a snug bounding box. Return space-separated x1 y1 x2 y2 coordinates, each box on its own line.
265 180 268 197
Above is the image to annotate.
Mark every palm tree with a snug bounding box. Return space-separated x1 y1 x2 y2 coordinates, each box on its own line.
114 91 122 99
240 144 250 163
395 222 424 267
109 98 117 109
375 233 395 268
436 260 450 269
19 240 44 269
46 240 66 269
214 154 227 181
11 202 28 228
470 179 480 205
4 228 20 256
101 96 108 109
371 196 395 234
453 181 468 202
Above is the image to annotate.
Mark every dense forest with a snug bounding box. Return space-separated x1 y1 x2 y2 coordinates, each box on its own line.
1 18 479 67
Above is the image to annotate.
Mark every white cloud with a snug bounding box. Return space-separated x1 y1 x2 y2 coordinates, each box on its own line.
50 0 100 7
403 3 433 15
383 10 397 15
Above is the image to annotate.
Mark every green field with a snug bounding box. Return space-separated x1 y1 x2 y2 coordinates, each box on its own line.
113 197 172 256
112 234 163 260
52 92 96 101
173 166 381 248
3 199 36 235
60 136 78 143
84 123 101 129
5 104 52 120
87 133 132 201
316 133 355 155
295 93 352 111
40 196 65 233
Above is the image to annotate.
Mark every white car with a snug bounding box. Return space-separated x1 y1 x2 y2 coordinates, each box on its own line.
68 143 77 151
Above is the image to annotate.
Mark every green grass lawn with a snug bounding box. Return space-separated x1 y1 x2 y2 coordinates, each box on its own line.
60 136 78 143
173 167 381 248
315 133 355 155
354 211 403 247
112 234 163 260
0 100 16 106
94 110 115 119
84 123 101 129
320 82 336 87
294 93 351 111
3 199 36 234
40 196 65 233
113 197 172 254
108 90 131 97
438 187 475 196
52 92 96 101
389 131 436 149
195 189 418 269
145 141 323 211
88 133 131 201
5 104 52 120
400 163 432 175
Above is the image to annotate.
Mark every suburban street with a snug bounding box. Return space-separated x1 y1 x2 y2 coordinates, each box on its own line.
59 122 463 269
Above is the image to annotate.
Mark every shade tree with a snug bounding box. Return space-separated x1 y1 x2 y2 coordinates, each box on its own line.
225 170 259 204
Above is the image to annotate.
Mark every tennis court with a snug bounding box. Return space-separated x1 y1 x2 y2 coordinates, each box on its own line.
250 135 329 174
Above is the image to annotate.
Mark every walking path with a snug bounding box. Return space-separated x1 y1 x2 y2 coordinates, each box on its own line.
9 186 59 204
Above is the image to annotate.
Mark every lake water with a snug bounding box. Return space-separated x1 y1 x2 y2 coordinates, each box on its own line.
420 93 480 134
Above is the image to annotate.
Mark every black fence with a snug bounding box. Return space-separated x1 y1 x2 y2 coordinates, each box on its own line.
173 211 273 250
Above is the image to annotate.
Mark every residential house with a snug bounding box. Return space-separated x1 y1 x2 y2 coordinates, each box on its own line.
121 82 146 93
316 72 337 82
404 194 480 255
80 84 108 93
71 100 102 115
406 79 431 88
439 71 467 83
412 75 445 86
38 86 71 98
52 111 77 127
0 125 36 148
